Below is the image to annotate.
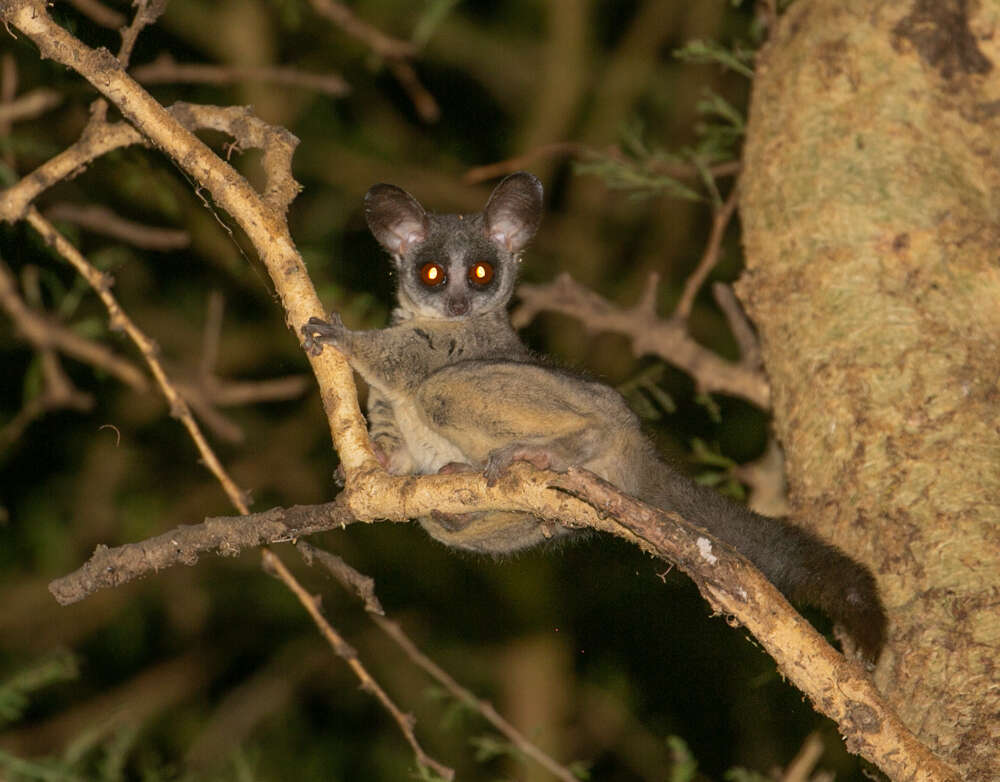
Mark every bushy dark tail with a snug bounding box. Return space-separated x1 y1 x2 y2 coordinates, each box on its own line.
639 456 887 663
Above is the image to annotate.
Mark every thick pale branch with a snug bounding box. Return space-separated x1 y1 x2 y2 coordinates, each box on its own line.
1 0 376 475
48 461 959 781
548 470 960 782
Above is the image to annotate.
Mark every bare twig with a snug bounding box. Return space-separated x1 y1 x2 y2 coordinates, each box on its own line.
306 0 416 60
24 207 251 514
117 0 168 69
0 259 149 390
45 203 190 251
297 542 384 615
0 115 145 223
299 542 582 782
133 54 350 97
306 0 439 122
200 291 225 380
262 549 455 781
50 501 350 605
0 350 94 448
513 272 771 408
206 375 311 406
386 59 440 123
0 87 62 123
712 282 762 368
674 183 740 322
464 143 741 185
66 0 127 29
464 143 593 184
781 732 825 782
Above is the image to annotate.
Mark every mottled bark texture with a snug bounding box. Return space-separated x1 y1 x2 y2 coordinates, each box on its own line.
739 1 1000 779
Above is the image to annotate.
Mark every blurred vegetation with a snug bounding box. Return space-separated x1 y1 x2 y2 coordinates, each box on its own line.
1 0 871 779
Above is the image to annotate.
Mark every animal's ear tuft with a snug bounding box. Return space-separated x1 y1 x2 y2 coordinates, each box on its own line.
483 172 544 253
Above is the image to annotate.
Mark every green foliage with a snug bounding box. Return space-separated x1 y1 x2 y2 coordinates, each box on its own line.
674 39 755 79
412 0 462 49
619 365 677 421
0 652 78 728
573 120 704 202
724 769 773 782
691 437 747 502
666 735 699 782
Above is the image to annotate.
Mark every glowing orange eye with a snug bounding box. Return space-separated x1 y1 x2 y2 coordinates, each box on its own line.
420 263 446 286
468 262 494 285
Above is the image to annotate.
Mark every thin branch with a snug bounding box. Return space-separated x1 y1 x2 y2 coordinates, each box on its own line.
674 182 740 322
299 542 582 782
781 732 824 782
464 143 741 185
200 291 225 380
464 143 593 184
206 375 311 406
4 0 376 475
0 350 93 448
0 258 149 390
297 543 384 615
24 207 251 514
45 203 190 251
306 0 416 60
385 58 440 123
512 272 771 408
0 87 61 123
132 54 350 97
0 114 145 223
117 0 167 69
65 0 126 29
712 282 761 368
261 549 455 781
306 0 439 122
49 501 350 605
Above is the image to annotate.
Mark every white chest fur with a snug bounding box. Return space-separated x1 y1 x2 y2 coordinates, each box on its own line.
391 399 468 474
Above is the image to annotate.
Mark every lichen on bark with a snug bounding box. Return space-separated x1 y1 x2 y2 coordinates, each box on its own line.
739 1 1000 778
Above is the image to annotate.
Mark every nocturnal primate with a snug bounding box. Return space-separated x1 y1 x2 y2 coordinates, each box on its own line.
303 173 887 662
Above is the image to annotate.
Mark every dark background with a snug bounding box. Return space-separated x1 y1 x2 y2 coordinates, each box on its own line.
0 1 870 779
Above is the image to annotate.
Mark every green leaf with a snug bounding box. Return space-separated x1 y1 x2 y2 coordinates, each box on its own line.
674 39 754 78
412 0 461 49
0 651 79 727
666 735 698 782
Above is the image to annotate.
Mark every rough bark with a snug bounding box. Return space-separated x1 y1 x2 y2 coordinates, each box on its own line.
739 1 1000 779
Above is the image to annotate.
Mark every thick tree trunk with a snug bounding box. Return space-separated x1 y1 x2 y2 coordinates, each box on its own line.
738 1 1000 779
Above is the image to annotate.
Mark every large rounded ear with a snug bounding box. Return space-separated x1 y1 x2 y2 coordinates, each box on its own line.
364 184 429 255
483 172 543 253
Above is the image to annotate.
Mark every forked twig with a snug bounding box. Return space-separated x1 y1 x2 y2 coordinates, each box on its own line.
299 542 583 782
262 549 455 781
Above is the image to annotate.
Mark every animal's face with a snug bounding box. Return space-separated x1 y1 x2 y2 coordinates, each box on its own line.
364 172 543 320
